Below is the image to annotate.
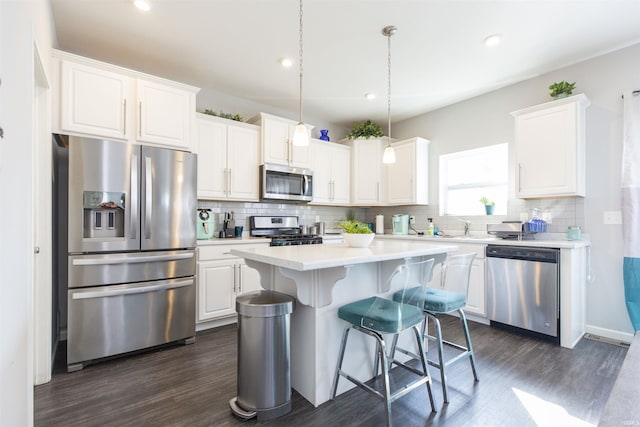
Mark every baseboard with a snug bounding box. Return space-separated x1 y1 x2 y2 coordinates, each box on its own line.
585 324 634 346
196 315 237 332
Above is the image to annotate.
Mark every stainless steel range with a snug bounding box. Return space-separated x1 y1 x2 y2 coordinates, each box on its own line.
249 216 323 246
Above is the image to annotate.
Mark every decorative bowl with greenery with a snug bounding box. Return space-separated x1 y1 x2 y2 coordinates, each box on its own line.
548 81 576 99
203 109 244 122
338 219 374 247
347 120 384 140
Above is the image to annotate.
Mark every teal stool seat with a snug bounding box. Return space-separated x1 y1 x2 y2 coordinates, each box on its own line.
394 287 466 313
338 296 425 334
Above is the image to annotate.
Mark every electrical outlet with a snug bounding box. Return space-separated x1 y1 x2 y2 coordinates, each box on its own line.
604 211 622 225
541 212 553 224
409 216 416 224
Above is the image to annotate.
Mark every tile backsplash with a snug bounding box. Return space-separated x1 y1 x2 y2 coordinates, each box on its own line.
198 196 585 237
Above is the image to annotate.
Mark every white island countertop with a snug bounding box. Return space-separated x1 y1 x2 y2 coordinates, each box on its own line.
230 239 459 271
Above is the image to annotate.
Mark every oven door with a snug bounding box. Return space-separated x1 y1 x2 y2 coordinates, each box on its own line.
261 163 313 202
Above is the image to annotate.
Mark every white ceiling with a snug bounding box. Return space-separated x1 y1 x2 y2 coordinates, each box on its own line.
50 0 640 128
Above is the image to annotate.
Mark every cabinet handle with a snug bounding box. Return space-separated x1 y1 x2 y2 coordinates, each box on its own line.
376 182 380 201
518 163 522 192
237 265 242 293
228 168 232 195
287 140 292 164
139 101 142 137
123 99 127 135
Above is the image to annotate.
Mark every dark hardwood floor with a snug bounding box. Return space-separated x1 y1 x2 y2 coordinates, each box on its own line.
35 317 627 427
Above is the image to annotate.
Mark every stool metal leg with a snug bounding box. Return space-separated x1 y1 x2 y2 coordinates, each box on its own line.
459 309 479 382
377 335 393 427
411 324 436 412
331 326 352 400
426 312 449 403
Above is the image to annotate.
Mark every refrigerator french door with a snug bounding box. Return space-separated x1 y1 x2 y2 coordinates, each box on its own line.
65 137 197 372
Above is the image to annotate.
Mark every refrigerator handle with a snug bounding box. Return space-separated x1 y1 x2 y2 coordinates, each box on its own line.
71 278 194 300
145 156 152 239
130 153 138 239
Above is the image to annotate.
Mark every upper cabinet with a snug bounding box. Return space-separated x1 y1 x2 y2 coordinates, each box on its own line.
195 113 260 201
310 140 351 205
384 137 430 205
511 94 590 199
53 50 199 151
250 112 313 168
350 138 386 206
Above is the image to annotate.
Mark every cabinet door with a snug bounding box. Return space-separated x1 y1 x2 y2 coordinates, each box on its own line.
513 95 588 198
331 143 351 205
60 60 129 139
441 244 486 317
196 117 227 199
197 260 236 322
351 139 383 205
237 262 262 295
137 79 192 149
289 126 311 169
310 141 333 204
262 116 291 165
385 142 415 205
227 125 260 201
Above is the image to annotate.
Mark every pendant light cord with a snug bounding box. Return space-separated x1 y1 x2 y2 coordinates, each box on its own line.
298 0 304 124
387 28 392 141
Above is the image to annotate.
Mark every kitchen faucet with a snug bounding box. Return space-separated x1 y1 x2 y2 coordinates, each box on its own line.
457 218 471 236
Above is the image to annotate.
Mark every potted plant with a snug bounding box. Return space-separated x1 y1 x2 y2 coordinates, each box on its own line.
338 219 375 247
480 197 495 215
347 120 384 140
203 109 244 122
548 81 576 99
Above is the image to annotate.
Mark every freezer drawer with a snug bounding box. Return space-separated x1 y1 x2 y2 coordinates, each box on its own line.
67 277 195 370
68 250 196 288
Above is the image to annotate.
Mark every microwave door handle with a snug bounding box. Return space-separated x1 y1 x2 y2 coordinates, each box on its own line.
144 156 152 239
303 175 309 196
130 153 138 239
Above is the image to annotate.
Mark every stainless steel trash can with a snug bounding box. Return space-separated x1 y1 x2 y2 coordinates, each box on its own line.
229 290 295 421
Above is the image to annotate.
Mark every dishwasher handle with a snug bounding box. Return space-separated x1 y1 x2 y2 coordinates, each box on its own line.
486 245 559 263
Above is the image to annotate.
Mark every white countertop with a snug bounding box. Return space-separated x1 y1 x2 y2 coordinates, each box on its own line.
376 233 590 249
230 239 459 271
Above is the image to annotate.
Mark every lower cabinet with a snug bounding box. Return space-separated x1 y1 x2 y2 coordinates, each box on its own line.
453 244 486 317
196 244 264 327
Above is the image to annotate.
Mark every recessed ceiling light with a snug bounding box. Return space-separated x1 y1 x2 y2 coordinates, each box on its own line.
279 58 293 68
365 92 376 100
484 34 502 47
134 0 151 11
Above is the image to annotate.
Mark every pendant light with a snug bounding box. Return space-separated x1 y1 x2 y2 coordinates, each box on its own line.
382 25 396 164
292 0 309 147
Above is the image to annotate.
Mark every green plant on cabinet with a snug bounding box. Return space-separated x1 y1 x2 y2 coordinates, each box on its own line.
347 120 384 140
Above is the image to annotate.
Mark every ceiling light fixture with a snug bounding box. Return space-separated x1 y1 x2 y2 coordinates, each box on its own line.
133 0 151 11
382 25 397 164
280 58 293 68
365 92 376 100
292 0 309 147
484 34 502 47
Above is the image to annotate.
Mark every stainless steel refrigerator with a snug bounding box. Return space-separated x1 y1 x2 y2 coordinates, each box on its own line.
64 136 197 372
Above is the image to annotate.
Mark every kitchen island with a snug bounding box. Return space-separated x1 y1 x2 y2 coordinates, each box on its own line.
230 239 457 407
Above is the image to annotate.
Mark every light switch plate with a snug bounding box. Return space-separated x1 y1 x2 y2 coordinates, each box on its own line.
409 216 416 224
604 211 622 224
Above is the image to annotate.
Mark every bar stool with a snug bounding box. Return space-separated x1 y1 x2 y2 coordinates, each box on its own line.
330 258 437 427
392 252 479 403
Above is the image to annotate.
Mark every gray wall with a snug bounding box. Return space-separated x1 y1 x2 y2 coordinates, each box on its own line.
392 42 640 340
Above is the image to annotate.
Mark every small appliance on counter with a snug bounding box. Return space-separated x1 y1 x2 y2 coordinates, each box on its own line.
392 214 409 235
487 221 536 240
197 208 215 240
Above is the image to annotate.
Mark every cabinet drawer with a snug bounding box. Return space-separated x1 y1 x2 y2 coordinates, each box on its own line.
198 242 268 261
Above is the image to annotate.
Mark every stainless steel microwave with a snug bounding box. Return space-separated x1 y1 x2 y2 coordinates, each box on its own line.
260 163 313 202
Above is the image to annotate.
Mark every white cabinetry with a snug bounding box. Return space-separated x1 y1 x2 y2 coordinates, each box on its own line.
384 137 429 205
310 140 351 205
196 244 264 329
350 138 385 206
453 244 486 317
59 60 129 140
53 50 199 151
511 94 590 198
196 113 260 201
251 112 313 168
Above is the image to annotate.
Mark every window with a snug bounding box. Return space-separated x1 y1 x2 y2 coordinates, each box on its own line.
439 143 508 216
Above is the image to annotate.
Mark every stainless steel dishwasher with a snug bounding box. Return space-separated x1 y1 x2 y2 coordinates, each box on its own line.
486 245 560 340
